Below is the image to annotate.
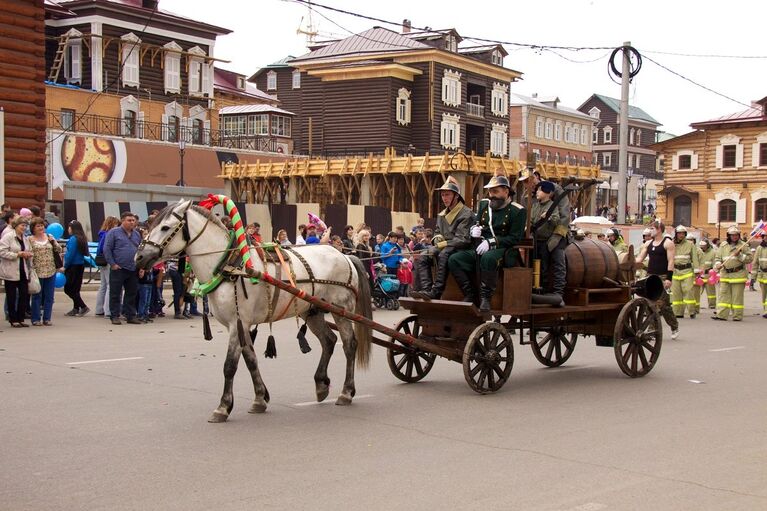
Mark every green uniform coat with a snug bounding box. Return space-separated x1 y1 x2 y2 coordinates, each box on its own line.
671 239 700 316
754 244 767 312
696 246 717 311
448 199 527 272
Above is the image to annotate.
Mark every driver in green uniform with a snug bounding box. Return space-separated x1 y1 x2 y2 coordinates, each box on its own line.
448 175 527 312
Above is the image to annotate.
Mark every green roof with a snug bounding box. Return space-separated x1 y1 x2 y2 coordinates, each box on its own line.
591 94 660 125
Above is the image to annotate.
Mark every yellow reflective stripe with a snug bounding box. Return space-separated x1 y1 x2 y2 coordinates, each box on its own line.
717 303 732 308
732 304 745 309
671 300 685 305
672 273 694 280
708 295 716 299
759 279 767 284
683 300 697 304
721 278 747 283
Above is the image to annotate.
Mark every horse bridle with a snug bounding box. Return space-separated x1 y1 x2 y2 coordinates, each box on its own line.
138 202 212 255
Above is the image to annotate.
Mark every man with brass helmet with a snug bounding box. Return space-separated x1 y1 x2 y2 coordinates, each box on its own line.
412 176 474 300
713 225 753 321
754 232 767 318
696 238 717 312
670 225 700 318
448 174 527 312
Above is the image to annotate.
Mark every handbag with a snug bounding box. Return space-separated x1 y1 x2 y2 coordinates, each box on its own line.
50 239 63 268
27 266 41 295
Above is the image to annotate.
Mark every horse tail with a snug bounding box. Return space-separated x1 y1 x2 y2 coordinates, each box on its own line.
349 255 373 369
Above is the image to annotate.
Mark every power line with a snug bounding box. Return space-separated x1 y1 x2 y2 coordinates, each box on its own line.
291 0 615 52
640 49 767 59
642 54 752 109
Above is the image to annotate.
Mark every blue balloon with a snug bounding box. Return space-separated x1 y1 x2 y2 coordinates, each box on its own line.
46 222 64 240
54 272 67 289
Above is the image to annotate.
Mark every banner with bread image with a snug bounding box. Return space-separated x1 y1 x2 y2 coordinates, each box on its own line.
51 134 127 190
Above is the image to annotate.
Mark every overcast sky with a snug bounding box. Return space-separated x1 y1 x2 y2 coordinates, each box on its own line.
162 0 767 137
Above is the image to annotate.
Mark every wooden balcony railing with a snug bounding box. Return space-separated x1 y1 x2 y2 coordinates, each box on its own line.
47 110 281 152
466 103 485 118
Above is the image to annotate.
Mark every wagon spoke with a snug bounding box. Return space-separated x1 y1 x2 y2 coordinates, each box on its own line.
496 339 511 351
489 330 501 350
560 335 574 351
486 367 495 389
489 361 505 380
622 343 633 365
395 354 408 372
477 366 488 388
538 333 552 349
640 340 659 355
554 337 562 360
470 361 482 378
402 322 412 336
405 358 414 379
637 343 650 370
545 336 556 360
413 354 423 375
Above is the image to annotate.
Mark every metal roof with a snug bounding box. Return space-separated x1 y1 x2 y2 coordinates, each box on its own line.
582 94 661 125
219 104 295 116
291 27 430 63
691 105 766 127
510 93 594 121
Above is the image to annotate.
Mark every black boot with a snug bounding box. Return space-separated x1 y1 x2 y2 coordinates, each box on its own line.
411 259 434 299
421 258 450 300
479 271 497 312
452 269 475 303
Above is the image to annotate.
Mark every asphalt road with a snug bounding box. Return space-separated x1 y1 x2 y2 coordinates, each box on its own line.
1 288 766 510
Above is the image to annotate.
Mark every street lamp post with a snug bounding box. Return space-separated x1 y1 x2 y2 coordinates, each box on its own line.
177 139 186 187
625 167 634 223
638 175 648 224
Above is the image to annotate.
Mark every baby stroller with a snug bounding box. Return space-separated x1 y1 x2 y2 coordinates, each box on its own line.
372 263 401 310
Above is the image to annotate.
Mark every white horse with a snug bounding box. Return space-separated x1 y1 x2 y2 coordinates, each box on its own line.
135 200 372 422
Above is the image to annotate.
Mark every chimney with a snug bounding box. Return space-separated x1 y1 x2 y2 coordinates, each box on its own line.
143 0 159 9
402 19 411 34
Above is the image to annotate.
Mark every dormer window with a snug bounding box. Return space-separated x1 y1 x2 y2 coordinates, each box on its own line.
589 106 601 119
445 34 457 53
491 49 503 66
267 71 277 91
236 76 246 90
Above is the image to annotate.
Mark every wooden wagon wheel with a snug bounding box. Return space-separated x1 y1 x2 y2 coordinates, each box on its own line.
386 315 437 383
463 322 514 394
614 297 663 377
531 326 578 367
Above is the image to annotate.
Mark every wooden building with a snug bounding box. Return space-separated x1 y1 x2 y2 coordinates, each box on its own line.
578 94 662 216
652 97 767 235
0 0 48 208
249 26 521 158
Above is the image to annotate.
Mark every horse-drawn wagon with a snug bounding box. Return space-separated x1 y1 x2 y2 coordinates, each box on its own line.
137 195 663 422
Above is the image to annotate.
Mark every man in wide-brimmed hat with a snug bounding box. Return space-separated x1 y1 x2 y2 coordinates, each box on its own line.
412 176 474 300
448 174 527 312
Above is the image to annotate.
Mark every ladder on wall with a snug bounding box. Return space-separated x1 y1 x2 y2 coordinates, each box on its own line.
48 33 71 83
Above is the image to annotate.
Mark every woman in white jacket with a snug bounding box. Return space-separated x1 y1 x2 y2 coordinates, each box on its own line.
0 217 34 327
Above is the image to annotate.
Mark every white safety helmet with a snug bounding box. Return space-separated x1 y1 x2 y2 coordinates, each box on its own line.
698 239 709 248
675 225 688 234
642 228 651 236
727 225 740 236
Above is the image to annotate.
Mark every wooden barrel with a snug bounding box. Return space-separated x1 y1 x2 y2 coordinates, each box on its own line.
565 238 620 288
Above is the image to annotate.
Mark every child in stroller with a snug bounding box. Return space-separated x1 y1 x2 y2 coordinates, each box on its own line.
372 262 401 310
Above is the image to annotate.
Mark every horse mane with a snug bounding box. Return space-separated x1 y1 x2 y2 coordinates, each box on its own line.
151 202 226 231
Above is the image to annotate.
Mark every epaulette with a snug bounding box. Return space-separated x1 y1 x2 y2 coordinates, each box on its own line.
511 202 524 209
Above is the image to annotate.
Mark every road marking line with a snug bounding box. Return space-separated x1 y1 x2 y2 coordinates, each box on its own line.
708 346 745 352
67 357 144 365
293 394 373 407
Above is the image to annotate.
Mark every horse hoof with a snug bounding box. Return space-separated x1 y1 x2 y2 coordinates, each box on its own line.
335 395 352 406
248 402 267 414
316 387 330 402
208 411 229 423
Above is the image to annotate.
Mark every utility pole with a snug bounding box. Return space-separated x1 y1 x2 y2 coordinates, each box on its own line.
617 41 630 224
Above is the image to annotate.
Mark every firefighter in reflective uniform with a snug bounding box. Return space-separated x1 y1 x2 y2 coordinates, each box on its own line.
713 226 753 321
755 233 767 318
448 175 527 312
670 225 700 318
696 239 717 312
606 227 628 256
